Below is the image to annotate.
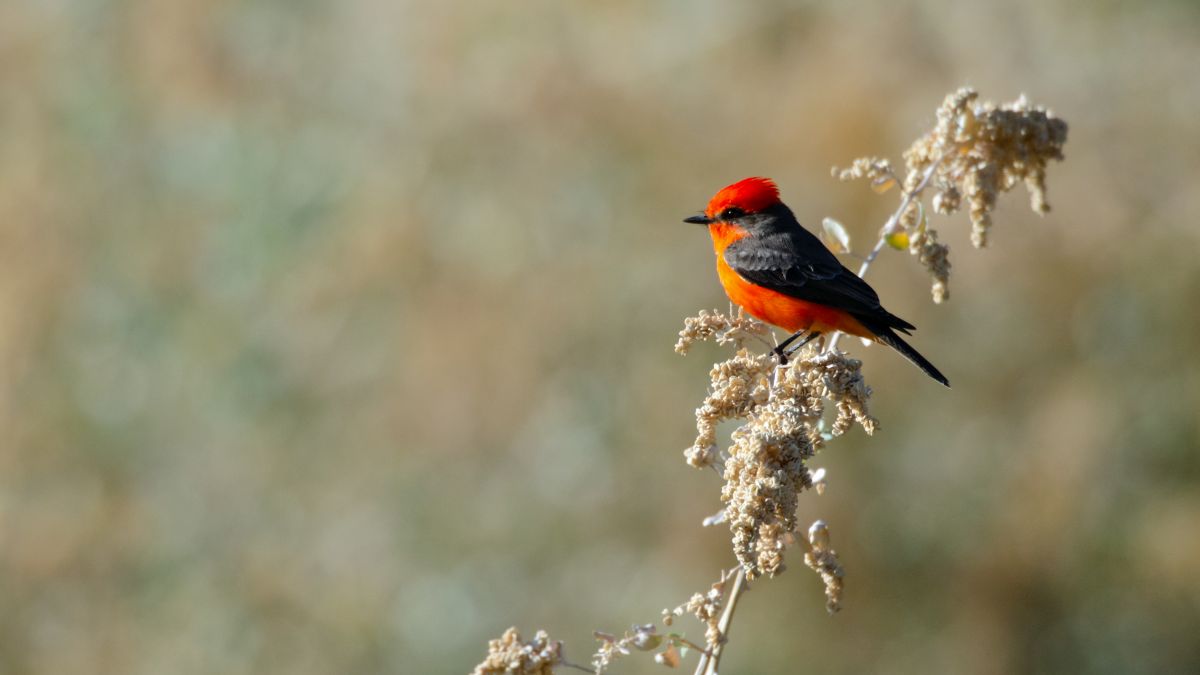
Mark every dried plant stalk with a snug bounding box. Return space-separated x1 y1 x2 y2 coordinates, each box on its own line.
474 86 1068 675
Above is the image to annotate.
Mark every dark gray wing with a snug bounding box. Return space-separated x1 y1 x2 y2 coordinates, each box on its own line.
723 232 915 333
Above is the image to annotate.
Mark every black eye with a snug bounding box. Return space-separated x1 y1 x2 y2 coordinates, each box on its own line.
719 206 745 220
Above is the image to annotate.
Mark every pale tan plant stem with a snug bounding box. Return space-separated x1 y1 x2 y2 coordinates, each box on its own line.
827 151 948 351
693 568 748 675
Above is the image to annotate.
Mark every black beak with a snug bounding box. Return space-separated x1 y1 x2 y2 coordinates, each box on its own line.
684 213 712 225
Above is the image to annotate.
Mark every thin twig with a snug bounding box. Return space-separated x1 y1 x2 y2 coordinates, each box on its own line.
677 637 712 655
693 567 748 675
827 152 947 350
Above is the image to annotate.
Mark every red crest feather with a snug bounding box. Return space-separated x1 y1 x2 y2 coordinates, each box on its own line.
706 177 781 216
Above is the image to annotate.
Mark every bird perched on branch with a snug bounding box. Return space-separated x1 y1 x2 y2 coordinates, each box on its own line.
685 177 949 386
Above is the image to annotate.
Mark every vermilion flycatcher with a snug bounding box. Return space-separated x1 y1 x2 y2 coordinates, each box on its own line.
685 177 949 386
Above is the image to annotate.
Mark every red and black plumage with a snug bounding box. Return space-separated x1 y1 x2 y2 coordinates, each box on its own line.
686 177 949 387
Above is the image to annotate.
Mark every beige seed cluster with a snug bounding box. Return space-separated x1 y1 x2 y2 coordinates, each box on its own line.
682 573 731 648
907 87 1069 247
802 521 845 614
911 226 951 304
719 350 876 578
837 87 1068 301
802 350 877 437
592 624 664 673
472 627 563 675
833 156 895 186
675 308 771 355
686 349 775 469
682 315 876 579
721 393 818 578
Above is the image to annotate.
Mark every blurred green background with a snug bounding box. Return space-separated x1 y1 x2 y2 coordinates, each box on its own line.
2 1 1199 673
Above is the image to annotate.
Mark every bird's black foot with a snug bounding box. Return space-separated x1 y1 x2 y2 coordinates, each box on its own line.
783 331 822 361
773 345 789 365
774 329 808 366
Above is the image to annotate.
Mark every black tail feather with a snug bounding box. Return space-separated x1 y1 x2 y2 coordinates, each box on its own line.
872 327 950 387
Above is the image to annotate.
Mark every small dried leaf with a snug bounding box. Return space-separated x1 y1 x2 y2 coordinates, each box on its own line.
667 634 690 659
631 624 661 651
809 467 827 495
885 229 909 250
821 217 851 254
808 520 831 549
655 643 681 668
635 634 662 651
871 175 897 194
887 201 926 250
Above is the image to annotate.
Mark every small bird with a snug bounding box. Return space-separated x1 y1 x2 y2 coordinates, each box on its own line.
685 177 949 386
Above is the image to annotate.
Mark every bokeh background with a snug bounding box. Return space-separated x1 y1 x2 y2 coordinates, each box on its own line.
2 1 1199 673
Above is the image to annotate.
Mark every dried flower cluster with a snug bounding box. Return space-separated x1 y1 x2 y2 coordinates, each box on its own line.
476 87 1068 675
590 569 748 672
837 87 1068 301
802 520 845 614
472 627 564 675
668 567 738 649
833 156 896 188
911 226 951 304
592 624 661 673
683 348 774 469
802 351 877 436
674 308 771 355
592 616 708 673
683 333 876 578
909 87 1068 247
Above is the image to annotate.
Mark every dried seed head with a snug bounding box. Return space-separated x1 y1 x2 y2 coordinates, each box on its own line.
837 87 1067 299
804 521 846 614
909 227 951 303
907 87 1068 249
629 624 661 651
678 312 877 579
833 156 895 184
676 309 770 355
686 348 775 469
473 627 563 675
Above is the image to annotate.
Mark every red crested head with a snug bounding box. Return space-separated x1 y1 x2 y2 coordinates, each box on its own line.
682 177 784 227
706 177 780 218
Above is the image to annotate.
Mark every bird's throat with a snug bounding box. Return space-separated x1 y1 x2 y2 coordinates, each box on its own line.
707 222 750 256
